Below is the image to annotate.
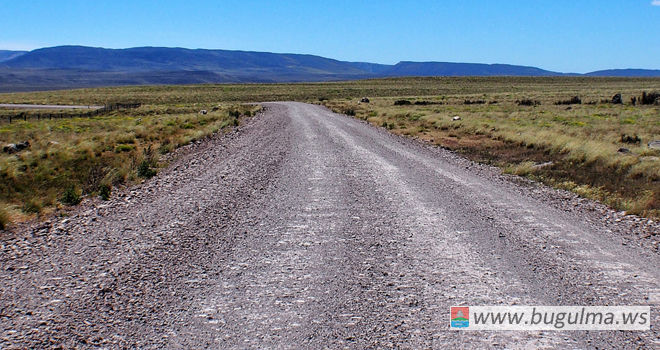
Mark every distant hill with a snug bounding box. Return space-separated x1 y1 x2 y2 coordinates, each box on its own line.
2 46 373 76
0 50 27 63
585 69 660 77
385 61 561 77
0 45 658 92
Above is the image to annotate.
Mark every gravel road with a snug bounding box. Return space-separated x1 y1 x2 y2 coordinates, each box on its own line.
1 102 658 348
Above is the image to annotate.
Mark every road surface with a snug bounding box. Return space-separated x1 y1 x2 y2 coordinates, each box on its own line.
1 102 658 348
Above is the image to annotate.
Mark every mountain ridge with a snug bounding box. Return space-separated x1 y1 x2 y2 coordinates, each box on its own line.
0 45 658 92
0 50 27 63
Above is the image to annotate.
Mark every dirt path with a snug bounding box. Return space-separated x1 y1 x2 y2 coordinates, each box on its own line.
1 102 658 348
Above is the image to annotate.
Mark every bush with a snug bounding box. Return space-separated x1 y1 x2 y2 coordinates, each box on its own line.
394 100 412 106
99 184 111 200
228 109 241 118
0 206 10 230
158 143 172 154
517 99 540 106
556 96 581 105
414 100 442 105
641 91 660 105
620 134 641 144
114 144 135 153
464 99 485 105
60 187 82 205
137 160 157 178
343 108 356 116
23 199 42 214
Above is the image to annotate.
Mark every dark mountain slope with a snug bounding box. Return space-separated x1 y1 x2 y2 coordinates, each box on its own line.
2 46 372 76
386 61 561 77
585 69 660 77
0 50 27 62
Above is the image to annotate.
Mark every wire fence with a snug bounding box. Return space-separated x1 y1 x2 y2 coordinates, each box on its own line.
1 103 142 123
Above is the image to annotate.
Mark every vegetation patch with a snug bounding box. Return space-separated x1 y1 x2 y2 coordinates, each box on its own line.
319 79 660 218
0 102 259 225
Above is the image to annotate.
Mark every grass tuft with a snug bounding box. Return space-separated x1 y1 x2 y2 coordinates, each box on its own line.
0 205 9 230
60 187 81 206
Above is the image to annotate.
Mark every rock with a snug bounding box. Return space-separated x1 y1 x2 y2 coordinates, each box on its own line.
618 148 631 154
2 144 17 153
2 141 30 154
612 93 623 104
360 97 370 103
648 140 660 150
452 116 461 121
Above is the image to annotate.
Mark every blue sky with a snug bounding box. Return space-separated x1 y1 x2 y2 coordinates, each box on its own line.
0 0 658 73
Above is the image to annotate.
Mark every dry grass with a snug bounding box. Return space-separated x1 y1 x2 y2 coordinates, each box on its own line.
1 76 659 105
320 84 660 218
0 103 258 225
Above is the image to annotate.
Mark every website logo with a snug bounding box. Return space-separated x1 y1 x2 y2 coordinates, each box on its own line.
451 306 470 328
449 306 650 330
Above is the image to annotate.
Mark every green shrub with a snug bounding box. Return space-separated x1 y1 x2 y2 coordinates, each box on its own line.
114 144 135 153
0 206 9 230
137 161 157 178
116 134 136 144
99 184 111 200
23 199 42 214
555 96 581 105
60 187 82 205
158 143 172 154
517 99 540 106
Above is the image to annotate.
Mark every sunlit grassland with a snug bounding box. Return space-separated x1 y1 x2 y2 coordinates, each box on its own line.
0 103 257 227
322 85 660 218
1 77 659 105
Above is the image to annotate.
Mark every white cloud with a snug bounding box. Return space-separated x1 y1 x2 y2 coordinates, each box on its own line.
652 0 660 6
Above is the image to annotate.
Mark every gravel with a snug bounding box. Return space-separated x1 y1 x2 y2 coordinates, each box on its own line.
1 102 658 348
